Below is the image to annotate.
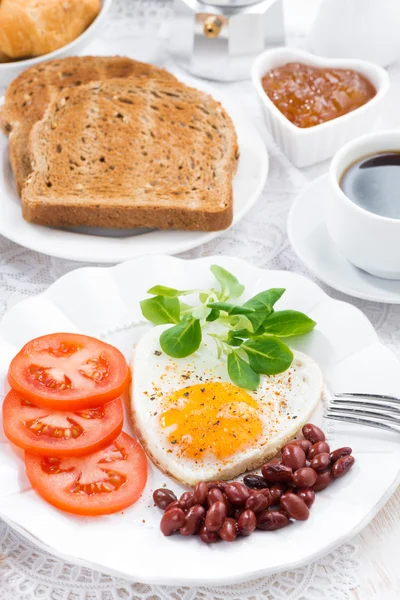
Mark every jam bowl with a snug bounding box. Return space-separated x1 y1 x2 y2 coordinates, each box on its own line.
251 47 390 168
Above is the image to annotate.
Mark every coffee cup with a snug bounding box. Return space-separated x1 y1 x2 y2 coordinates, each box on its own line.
327 131 400 280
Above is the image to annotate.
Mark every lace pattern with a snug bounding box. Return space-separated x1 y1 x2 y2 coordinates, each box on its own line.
0 521 359 600
2 0 398 597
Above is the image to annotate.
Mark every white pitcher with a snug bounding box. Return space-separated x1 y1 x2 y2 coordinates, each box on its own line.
309 0 400 67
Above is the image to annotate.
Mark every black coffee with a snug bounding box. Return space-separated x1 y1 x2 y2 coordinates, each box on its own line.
340 152 400 219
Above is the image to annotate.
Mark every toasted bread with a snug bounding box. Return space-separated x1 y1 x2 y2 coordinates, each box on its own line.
22 77 238 231
0 56 177 193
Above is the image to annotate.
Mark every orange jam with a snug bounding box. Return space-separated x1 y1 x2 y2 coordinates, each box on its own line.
262 62 376 128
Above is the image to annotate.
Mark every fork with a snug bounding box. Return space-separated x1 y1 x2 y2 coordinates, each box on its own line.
324 393 400 435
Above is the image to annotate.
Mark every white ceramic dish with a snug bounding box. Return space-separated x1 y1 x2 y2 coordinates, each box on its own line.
0 255 399 586
288 174 400 303
328 131 400 280
0 78 268 263
0 0 112 87
251 47 390 168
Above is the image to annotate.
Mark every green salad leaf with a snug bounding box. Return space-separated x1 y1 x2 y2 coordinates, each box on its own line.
210 265 245 301
261 310 317 337
160 315 202 358
140 296 180 325
242 336 294 375
207 302 255 315
140 266 317 388
243 288 285 314
228 352 260 390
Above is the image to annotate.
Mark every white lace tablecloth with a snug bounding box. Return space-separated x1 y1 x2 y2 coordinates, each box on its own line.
1 1 400 599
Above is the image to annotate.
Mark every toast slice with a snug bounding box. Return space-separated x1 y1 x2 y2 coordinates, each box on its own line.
0 56 177 193
22 77 238 231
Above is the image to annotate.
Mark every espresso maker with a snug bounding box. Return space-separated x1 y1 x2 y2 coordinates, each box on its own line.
169 0 285 81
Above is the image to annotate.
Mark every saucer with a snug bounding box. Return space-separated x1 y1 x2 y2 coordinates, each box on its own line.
287 174 400 304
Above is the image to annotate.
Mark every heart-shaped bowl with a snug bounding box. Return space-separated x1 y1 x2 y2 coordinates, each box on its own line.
252 47 390 168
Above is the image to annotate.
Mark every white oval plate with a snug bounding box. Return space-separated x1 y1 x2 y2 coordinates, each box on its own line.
0 255 399 586
288 174 400 304
0 78 268 263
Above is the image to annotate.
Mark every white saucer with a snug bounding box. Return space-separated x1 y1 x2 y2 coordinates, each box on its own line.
288 174 400 304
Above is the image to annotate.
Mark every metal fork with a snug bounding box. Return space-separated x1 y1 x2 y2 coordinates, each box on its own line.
324 393 400 435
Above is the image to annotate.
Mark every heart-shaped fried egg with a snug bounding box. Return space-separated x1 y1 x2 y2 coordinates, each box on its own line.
130 326 323 485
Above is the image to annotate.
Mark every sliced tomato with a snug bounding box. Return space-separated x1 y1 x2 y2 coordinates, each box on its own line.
24 432 148 516
2 390 124 457
8 333 130 410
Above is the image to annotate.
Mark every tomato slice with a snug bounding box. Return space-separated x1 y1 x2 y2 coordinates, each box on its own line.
8 333 130 410
2 390 124 457
24 432 148 516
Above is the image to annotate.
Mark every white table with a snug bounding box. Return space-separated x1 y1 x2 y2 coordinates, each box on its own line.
0 1 399 598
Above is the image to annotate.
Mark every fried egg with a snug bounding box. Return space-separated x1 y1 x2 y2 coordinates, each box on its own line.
129 325 323 485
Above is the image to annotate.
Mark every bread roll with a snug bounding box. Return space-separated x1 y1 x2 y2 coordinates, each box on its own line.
0 0 101 59
0 49 12 63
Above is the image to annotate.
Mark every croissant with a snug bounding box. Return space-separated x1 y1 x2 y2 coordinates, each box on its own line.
0 0 101 59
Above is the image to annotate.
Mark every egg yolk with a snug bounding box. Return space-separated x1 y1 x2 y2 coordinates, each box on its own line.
160 382 263 460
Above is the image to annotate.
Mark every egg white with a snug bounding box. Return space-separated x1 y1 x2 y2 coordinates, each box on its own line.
129 325 323 486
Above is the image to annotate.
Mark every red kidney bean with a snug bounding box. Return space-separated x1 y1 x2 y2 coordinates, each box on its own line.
293 467 317 488
331 455 355 478
208 481 227 492
313 469 331 491
282 444 306 470
219 518 238 542
330 447 352 464
305 460 311 468
265 457 281 467
234 508 245 520
179 491 196 511
153 488 177 510
224 482 250 506
199 525 219 544
245 490 271 514
164 499 182 513
207 487 226 508
160 507 186 536
287 439 312 454
311 452 331 472
280 493 309 521
243 474 269 489
262 463 293 483
193 482 208 506
223 493 234 517
205 501 227 532
237 509 257 536
297 488 315 508
256 510 290 531
259 488 273 502
180 505 206 536
308 441 331 460
302 423 325 444
270 483 287 504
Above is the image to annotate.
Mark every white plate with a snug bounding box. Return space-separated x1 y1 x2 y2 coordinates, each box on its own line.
0 79 268 263
288 174 400 304
0 255 399 586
